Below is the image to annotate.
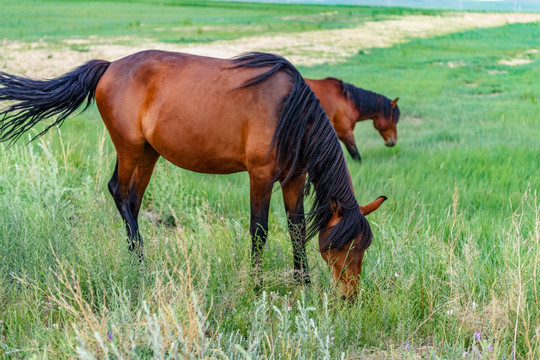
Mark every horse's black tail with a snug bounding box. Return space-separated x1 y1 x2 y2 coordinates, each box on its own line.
232 52 372 252
0 60 111 145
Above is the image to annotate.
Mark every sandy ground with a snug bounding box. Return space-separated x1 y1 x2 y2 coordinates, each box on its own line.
1 12 540 77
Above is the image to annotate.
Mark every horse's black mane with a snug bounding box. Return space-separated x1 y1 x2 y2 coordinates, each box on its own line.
330 77 400 123
232 53 372 252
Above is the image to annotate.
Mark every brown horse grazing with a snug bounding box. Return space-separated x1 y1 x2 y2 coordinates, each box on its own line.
0 51 385 297
306 77 400 161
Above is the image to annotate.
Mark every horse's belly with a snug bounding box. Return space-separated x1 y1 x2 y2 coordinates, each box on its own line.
147 129 248 174
161 149 247 175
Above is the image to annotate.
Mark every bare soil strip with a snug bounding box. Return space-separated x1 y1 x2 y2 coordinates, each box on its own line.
1 13 540 77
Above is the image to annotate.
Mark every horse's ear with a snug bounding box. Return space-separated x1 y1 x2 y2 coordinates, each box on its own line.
360 196 387 216
391 97 399 109
329 198 344 216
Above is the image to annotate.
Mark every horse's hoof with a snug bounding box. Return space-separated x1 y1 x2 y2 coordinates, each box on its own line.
254 283 262 295
293 270 311 284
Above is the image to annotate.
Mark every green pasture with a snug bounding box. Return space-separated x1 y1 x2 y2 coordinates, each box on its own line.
0 0 439 43
1 1 539 359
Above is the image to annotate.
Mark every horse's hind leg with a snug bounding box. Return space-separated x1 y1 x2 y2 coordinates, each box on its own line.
343 134 362 162
128 144 160 220
281 175 310 283
108 146 146 255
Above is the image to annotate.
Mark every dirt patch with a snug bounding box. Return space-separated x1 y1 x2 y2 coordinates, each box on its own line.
487 70 508 75
497 48 539 66
405 116 423 125
434 60 466 68
498 58 532 66
1 12 540 77
176 12 540 66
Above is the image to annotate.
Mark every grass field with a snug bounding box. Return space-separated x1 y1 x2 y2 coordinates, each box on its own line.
1 1 539 359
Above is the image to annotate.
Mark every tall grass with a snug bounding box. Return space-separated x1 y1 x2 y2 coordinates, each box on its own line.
1 137 538 358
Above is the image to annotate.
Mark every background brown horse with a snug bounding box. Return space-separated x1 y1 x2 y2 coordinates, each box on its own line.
0 51 384 298
306 77 400 161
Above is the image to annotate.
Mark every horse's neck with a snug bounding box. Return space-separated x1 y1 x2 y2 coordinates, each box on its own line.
357 112 377 122
309 78 352 126
355 92 381 122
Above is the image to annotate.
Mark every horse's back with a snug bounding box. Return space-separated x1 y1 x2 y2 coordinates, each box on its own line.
305 78 358 136
95 50 291 174
306 78 341 121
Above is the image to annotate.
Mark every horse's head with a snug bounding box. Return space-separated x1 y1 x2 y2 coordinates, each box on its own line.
319 196 387 299
373 97 400 147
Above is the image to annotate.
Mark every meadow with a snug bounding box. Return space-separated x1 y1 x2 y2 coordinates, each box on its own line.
0 1 539 359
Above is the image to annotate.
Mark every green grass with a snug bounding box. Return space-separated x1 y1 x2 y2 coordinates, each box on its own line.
0 0 441 43
1 1 540 359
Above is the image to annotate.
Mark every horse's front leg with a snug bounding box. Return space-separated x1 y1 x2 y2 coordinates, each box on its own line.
281 175 310 283
249 173 272 290
343 134 362 162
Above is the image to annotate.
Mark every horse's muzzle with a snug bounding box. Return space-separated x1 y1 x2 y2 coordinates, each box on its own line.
385 138 396 147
